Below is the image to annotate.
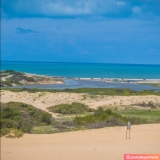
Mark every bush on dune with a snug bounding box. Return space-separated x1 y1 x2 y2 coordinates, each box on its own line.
1 101 157 137
0 102 52 138
1 128 24 138
74 108 128 128
47 102 90 114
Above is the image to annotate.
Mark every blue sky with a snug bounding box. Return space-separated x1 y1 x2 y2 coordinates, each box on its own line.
1 0 160 64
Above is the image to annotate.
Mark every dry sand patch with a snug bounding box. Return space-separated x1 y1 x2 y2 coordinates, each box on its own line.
1 90 160 112
1 124 160 160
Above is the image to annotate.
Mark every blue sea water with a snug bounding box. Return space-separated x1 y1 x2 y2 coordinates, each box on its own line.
1 61 160 79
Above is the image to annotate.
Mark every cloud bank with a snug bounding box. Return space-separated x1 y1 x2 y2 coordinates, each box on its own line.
2 0 160 18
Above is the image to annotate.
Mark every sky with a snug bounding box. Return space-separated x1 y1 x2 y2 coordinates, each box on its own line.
1 0 160 64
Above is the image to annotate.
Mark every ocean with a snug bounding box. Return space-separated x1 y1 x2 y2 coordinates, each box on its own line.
1 61 160 79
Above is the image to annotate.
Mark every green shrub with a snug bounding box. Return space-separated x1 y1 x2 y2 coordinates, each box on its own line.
47 102 89 114
74 108 128 127
1 128 24 138
86 118 126 129
0 102 53 137
138 101 157 108
41 112 52 124
2 87 160 96
128 117 148 124
0 119 19 128
5 129 24 138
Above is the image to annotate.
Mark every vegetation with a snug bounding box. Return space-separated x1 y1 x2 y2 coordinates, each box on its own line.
142 83 160 87
0 102 52 137
47 102 93 114
137 101 160 109
2 87 160 96
119 108 160 124
73 107 160 129
2 128 24 138
1 71 160 137
0 70 64 87
1 70 24 76
1 70 29 87
74 108 128 128
1 101 160 138
151 83 160 87
32 126 56 134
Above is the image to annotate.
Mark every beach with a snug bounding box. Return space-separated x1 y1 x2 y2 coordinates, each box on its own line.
1 124 160 160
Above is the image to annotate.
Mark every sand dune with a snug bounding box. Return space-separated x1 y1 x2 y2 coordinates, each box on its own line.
1 90 160 159
1 90 160 115
1 124 160 160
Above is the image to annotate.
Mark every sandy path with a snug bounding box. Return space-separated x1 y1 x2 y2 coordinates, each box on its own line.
1 124 160 160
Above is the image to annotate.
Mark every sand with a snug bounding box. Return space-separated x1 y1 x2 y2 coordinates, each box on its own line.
1 91 160 159
1 124 160 160
1 90 160 116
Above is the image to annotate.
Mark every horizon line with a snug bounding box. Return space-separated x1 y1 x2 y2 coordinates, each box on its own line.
1 60 160 65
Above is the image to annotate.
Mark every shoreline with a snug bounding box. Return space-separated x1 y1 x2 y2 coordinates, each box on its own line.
71 78 160 84
1 70 160 89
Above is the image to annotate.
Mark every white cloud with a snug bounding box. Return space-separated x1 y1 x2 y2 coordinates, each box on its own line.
42 1 93 16
2 0 159 18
